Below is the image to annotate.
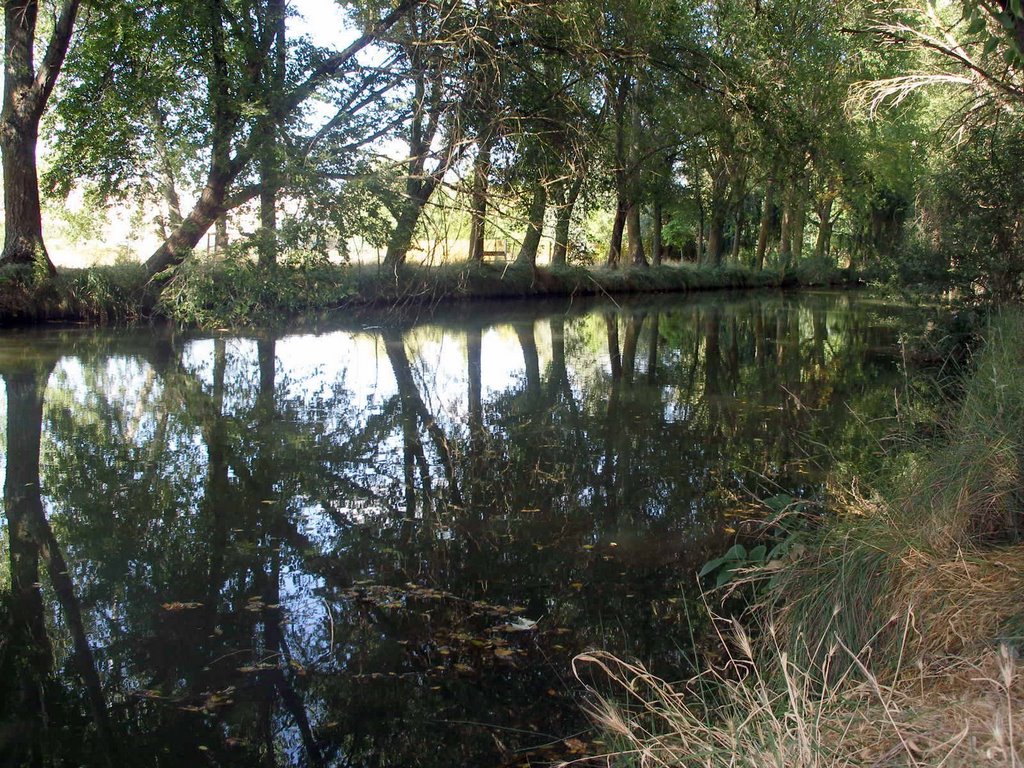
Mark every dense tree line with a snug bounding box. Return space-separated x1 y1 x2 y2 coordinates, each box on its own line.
2 0 1023 297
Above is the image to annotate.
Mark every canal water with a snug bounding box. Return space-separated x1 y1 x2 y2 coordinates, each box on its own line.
0 291 937 766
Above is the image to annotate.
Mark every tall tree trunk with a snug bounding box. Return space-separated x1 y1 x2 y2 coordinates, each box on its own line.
3 364 55 765
651 200 663 266
1 0 81 274
706 208 726 266
779 191 794 269
384 194 426 269
515 181 546 267
792 197 806 264
551 175 583 266
755 179 775 270
731 206 743 263
626 201 646 267
814 197 835 258
606 198 627 268
257 0 287 268
467 134 492 263
515 321 541 402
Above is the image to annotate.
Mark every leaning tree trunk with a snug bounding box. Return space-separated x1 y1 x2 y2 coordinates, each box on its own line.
515 181 547 267
606 198 627 268
145 178 232 276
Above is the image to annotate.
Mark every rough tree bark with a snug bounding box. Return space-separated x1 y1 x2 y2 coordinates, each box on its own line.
1 0 82 274
755 179 775 270
515 181 547 267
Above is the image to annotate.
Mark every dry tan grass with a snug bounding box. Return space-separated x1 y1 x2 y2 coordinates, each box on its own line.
572 623 1022 767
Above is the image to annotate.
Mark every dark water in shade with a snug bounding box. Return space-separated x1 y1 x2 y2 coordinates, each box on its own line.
0 291 936 767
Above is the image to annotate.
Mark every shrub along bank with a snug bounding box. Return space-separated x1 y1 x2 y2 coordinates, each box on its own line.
579 311 1024 767
0 258 850 328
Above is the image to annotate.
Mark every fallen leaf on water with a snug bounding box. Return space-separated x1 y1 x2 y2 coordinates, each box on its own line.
494 647 515 659
499 617 538 632
161 602 203 611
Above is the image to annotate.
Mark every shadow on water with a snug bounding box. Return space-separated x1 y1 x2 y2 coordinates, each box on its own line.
0 291 931 766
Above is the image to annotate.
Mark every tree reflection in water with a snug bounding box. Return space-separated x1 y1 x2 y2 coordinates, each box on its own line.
0 293 930 766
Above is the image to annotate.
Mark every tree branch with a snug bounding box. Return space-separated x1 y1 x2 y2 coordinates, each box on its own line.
31 0 82 110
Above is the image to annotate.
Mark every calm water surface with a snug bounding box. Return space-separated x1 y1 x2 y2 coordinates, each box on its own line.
0 291 935 766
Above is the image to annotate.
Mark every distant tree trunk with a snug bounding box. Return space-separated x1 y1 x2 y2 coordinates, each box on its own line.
215 215 229 255
1 0 81 274
385 194 427 269
706 159 730 266
707 207 726 266
755 179 775 270
551 175 583 266
731 206 744 263
779 192 794 269
606 198 627 268
467 137 492 263
814 196 835 258
792 197 806 264
152 108 183 237
651 200 663 266
516 181 547 267
626 201 646 267
696 189 706 264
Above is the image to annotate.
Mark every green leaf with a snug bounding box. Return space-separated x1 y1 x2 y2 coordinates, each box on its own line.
967 15 987 35
715 568 735 588
985 35 1001 56
749 544 767 562
722 543 747 561
764 494 794 513
698 556 727 578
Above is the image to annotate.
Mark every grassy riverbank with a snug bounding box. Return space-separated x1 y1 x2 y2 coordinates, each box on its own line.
579 311 1024 766
0 258 849 327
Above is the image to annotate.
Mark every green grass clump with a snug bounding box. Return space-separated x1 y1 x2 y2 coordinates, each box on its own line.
0 263 151 324
0 255 851 328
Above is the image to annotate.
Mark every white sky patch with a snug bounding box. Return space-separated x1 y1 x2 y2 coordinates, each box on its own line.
290 0 355 49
